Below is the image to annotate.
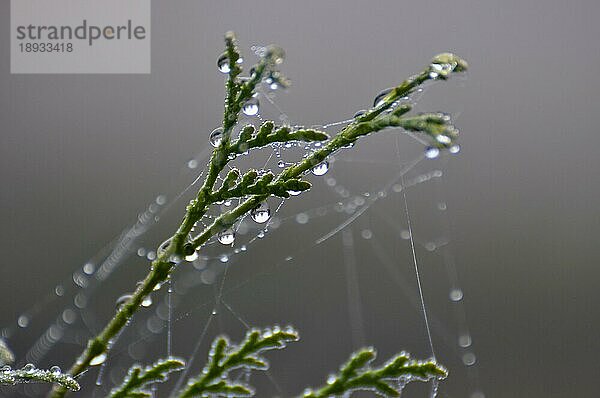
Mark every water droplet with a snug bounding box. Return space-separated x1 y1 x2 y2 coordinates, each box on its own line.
209 127 223 147
436 135 451 144
277 160 285 168
284 325 296 334
82 263 95 275
115 294 132 311
459 334 472 348
187 159 198 169
257 230 265 238
185 250 199 262
23 363 36 372
17 315 29 328
217 53 230 73
216 53 242 74
217 229 235 245
146 251 156 261
219 254 229 263
62 309 77 325
425 146 440 159
361 229 373 240
311 161 329 176
211 309 218 315
295 213 309 224
90 353 107 366
50 366 61 374
242 98 260 116
288 190 301 196
155 195 167 205
430 61 455 79
449 144 461 154
373 88 392 107
326 374 336 385
251 203 271 224
353 109 366 118
262 329 273 338
449 288 463 302
462 352 476 366
74 292 87 309
141 296 153 308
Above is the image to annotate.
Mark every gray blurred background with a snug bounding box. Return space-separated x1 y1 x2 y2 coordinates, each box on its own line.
1 1 599 397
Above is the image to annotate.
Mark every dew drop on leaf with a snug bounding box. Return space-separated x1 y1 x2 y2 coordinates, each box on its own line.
217 53 230 73
23 363 35 372
209 127 223 147
436 134 451 144
449 144 461 154
251 203 271 224
115 294 133 311
311 161 329 176
141 296 153 308
185 251 199 262
242 97 260 116
353 109 366 118
90 353 107 366
373 88 392 107
217 53 243 74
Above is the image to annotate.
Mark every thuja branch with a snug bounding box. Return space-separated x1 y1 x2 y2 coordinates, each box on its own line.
108 358 185 398
107 327 446 398
177 327 298 397
1 364 80 392
301 349 447 397
49 32 466 397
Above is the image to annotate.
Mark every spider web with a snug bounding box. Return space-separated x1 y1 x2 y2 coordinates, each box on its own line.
0 47 483 398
